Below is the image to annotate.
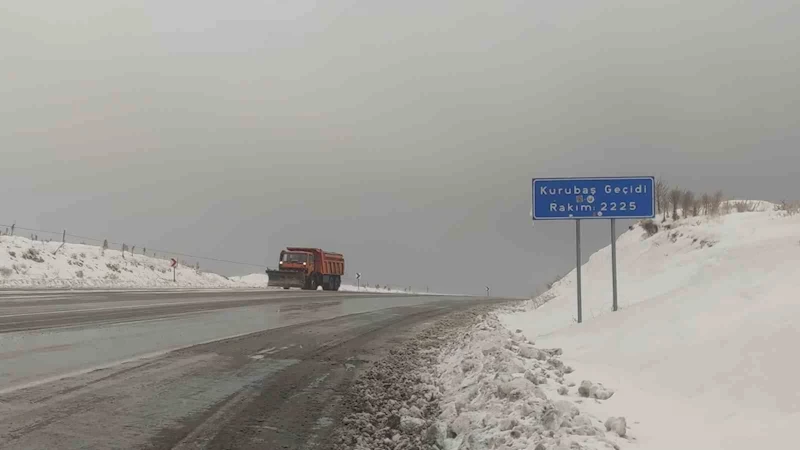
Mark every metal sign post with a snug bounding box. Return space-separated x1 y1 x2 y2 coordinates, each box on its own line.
356 272 361 291
611 219 618 312
575 220 582 323
485 286 490 297
532 176 655 323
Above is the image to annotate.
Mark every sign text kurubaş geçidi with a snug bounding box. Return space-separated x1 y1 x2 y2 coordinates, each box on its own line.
532 177 655 220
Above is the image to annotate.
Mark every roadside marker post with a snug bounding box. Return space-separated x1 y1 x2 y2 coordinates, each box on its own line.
356 272 361 291
531 176 655 323
170 258 178 282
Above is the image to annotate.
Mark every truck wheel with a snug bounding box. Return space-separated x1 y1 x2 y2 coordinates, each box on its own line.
310 277 318 291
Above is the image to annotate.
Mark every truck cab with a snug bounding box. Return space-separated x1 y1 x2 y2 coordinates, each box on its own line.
279 251 312 271
267 247 344 291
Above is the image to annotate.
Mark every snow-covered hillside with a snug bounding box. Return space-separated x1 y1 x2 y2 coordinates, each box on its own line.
0 235 268 289
497 203 800 449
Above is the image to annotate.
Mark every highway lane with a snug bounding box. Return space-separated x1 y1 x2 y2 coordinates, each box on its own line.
0 289 415 333
0 288 508 449
0 289 464 392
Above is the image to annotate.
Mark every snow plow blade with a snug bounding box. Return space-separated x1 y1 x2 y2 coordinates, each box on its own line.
266 270 306 289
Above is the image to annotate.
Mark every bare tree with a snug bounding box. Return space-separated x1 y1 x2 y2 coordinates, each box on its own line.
681 190 695 218
669 187 683 220
692 198 702 216
711 190 724 215
656 179 670 220
700 193 711 215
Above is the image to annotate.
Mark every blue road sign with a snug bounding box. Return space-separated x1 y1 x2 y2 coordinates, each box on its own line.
532 176 655 220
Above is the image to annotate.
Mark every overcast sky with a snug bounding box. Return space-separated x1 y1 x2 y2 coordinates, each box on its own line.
2 1 798 296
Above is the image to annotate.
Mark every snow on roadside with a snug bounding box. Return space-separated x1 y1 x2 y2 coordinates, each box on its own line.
0 235 273 290
339 284 435 295
333 305 510 450
432 311 626 450
228 273 271 287
0 235 254 289
332 300 627 450
500 204 800 449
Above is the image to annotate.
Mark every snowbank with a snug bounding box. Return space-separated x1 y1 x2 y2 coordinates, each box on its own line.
339 284 429 294
0 235 271 289
434 314 626 450
499 205 800 449
228 273 271 287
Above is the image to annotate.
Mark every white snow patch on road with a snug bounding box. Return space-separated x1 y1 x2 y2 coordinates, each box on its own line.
498 205 800 449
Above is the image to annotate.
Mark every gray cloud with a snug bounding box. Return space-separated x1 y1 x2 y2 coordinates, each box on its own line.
2 0 798 296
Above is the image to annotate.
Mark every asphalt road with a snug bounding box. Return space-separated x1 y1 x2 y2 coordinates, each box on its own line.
0 289 506 449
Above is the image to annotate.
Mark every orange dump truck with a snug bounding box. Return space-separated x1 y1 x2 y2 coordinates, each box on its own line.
266 247 344 291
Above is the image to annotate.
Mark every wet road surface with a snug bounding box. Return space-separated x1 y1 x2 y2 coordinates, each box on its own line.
0 289 503 449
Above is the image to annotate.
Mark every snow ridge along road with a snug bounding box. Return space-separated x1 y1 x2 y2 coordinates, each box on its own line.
0 288 511 449
501 205 800 450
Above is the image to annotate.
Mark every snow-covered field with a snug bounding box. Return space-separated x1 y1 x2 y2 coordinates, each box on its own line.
435 203 800 449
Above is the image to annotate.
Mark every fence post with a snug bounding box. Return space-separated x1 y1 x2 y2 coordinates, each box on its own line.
62 230 66 243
